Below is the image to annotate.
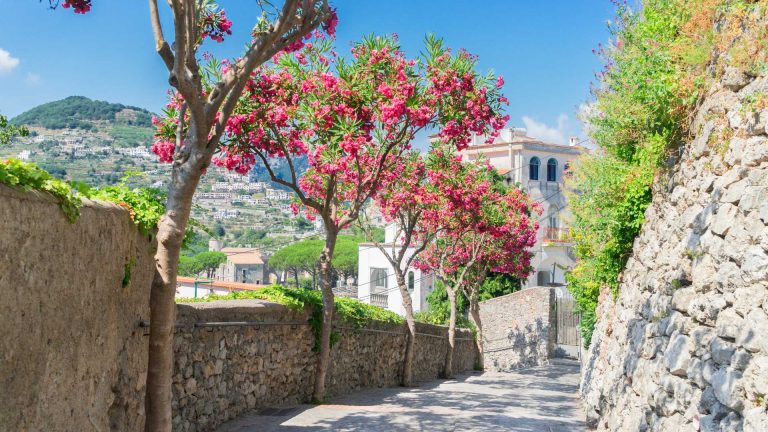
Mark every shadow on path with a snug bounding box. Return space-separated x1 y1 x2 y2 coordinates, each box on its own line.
217 361 586 432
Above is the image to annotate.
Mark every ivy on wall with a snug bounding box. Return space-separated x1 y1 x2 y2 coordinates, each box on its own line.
567 0 768 346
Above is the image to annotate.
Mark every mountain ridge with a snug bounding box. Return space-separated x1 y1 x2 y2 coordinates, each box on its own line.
12 96 155 130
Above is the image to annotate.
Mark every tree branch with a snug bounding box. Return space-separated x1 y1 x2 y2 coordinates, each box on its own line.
148 0 175 70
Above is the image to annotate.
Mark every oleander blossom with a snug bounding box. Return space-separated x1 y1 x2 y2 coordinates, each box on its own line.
61 0 91 13
152 34 509 243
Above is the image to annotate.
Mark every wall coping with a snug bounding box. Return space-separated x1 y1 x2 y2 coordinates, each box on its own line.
174 299 475 337
0 183 135 217
478 286 553 306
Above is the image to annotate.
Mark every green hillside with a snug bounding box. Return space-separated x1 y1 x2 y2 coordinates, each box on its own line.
12 96 154 130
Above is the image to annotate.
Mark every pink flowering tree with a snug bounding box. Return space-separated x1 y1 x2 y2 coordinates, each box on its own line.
455 188 539 367
358 146 514 385
170 34 508 400
415 159 538 376
51 1 335 430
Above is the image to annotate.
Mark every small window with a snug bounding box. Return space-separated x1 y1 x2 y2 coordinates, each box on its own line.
548 206 559 229
537 270 552 286
370 268 388 293
547 158 558 182
408 271 415 291
529 157 540 180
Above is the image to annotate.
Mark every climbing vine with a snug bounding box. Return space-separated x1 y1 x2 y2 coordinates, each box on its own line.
568 0 768 346
1 159 165 233
0 159 82 222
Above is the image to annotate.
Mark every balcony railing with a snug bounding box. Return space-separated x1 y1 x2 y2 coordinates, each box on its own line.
543 227 572 243
370 293 388 308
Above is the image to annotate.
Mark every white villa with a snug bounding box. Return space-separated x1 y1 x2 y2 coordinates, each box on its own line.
459 127 585 287
357 225 435 316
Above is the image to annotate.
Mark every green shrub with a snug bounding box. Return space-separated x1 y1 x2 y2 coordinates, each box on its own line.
179 286 405 351
568 0 728 346
0 158 81 222
0 159 164 233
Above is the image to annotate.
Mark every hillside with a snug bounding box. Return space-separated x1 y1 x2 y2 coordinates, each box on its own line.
12 96 153 130
1 96 316 246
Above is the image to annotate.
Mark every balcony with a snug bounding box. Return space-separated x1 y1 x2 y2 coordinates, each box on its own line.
543 227 572 244
370 293 388 308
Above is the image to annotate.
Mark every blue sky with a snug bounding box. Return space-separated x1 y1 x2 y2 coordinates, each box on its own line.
0 0 613 143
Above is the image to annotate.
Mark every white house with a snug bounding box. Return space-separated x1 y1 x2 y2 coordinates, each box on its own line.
357 224 435 316
459 127 585 287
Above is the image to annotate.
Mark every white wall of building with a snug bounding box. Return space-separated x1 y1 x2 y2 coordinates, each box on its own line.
460 128 584 288
357 242 434 317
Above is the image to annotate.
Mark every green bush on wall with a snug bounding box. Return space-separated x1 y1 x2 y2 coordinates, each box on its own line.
566 0 767 346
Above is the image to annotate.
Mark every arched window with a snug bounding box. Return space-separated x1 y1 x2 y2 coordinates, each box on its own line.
529 157 540 180
547 158 558 182
408 271 415 291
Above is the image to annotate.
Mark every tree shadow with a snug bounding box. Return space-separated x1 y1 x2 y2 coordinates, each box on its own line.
217 368 585 432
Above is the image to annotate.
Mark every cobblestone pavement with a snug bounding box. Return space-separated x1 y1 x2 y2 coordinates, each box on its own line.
216 360 586 431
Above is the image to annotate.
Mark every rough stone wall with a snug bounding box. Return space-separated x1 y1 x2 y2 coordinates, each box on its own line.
0 185 154 432
0 187 478 432
170 300 478 432
478 287 556 371
580 70 768 429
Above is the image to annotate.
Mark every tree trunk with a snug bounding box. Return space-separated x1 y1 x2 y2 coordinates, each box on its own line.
395 271 417 387
444 286 457 379
468 292 484 370
145 150 207 432
294 270 300 288
312 228 337 402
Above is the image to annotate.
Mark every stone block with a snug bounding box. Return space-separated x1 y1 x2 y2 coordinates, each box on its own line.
711 337 737 365
712 367 744 411
665 333 693 377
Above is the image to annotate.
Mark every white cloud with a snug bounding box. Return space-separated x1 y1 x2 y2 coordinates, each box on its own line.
24 73 41 86
0 48 20 75
521 114 570 145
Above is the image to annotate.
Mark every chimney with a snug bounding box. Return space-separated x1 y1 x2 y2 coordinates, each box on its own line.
569 136 580 147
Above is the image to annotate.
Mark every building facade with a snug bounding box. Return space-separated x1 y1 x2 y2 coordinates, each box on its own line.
357 225 435 316
209 240 270 284
459 128 584 287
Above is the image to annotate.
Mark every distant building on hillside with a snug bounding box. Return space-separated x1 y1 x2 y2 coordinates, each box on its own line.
357 224 434 316
457 127 585 287
209 240 270 284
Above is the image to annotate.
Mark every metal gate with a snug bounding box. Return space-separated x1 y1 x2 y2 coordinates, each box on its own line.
554 286 581 357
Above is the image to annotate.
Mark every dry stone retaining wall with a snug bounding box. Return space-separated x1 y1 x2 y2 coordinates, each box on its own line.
478 287 557 371
0 186 478 432
170 301 478 432
0 185 154 432
580 69 768 430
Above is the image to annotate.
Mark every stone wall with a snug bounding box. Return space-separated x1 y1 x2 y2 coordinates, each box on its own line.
0 186 478 432
580 69 768 429
170 301 479 432
0 185 154 432
478 287 556 371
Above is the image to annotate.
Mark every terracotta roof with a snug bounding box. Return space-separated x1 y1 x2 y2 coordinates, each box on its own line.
220 247 265 265
177 276 266 292
496 167 512 175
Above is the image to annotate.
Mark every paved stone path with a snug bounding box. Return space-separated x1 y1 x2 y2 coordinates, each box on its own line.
217 360 586 431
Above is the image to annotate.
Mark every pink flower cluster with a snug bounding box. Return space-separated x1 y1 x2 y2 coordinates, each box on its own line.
61 0 91 14
201 9 232 43
412 153 539 280
151 140 175 164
